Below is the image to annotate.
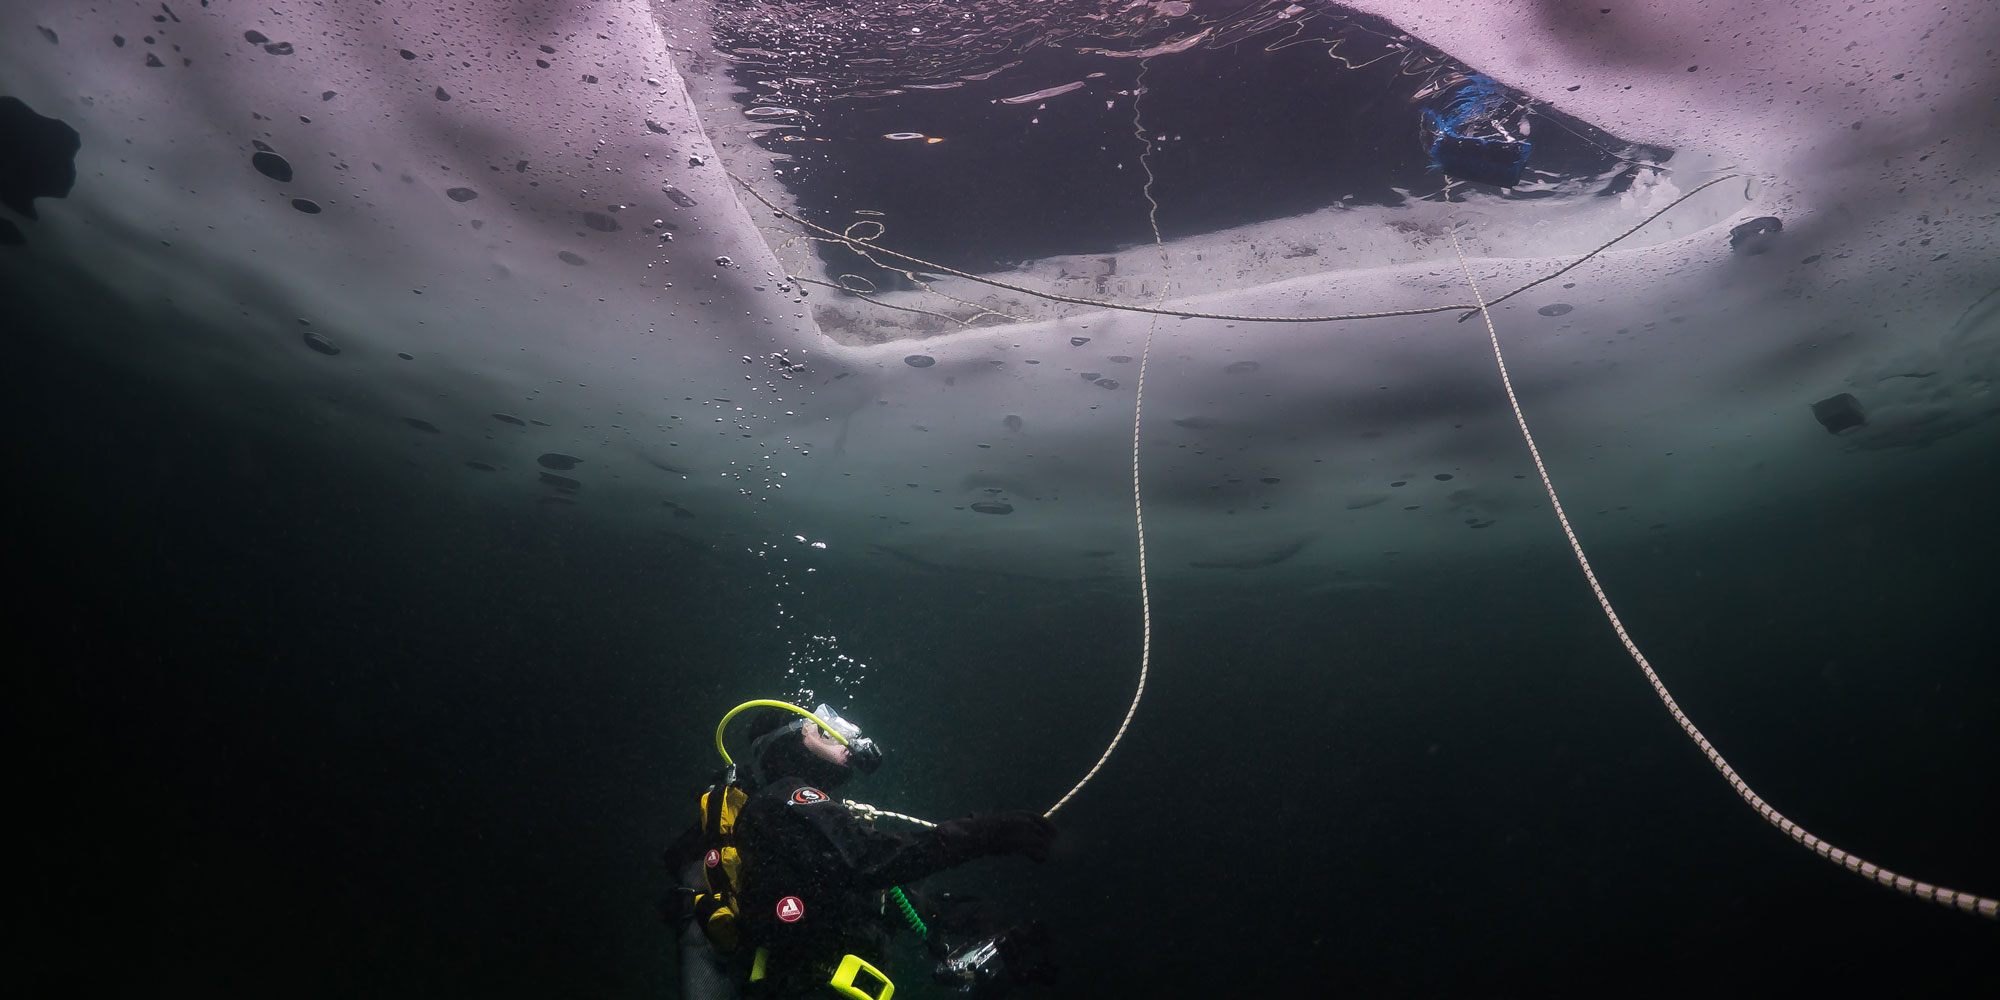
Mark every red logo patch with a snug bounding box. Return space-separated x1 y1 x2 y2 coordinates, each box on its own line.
776 896 805 923
789 786 828 805
703 848 720 869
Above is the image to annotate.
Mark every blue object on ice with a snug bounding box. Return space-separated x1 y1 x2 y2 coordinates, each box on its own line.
1421 74 1533 188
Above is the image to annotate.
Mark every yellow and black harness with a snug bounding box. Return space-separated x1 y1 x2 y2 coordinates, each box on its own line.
690 767 752 953
687 766 900 1000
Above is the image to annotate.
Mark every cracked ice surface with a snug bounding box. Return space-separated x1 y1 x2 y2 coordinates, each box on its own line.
0 0 1994 580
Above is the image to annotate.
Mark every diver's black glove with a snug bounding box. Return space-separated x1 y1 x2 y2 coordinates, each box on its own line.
940 811 1058 862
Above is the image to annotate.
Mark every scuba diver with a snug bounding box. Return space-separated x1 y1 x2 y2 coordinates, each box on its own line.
665 701 1059 999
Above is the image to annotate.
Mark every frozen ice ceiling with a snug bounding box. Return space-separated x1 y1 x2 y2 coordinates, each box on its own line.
0 0 1995 581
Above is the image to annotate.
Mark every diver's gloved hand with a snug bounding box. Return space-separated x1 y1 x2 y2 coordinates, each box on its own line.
940 811 1058 863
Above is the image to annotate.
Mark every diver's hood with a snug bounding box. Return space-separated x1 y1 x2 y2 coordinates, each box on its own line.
748 704 884 786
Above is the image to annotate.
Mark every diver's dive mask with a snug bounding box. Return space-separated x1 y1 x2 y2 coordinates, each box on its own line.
809 704 884 774
748 703 883 783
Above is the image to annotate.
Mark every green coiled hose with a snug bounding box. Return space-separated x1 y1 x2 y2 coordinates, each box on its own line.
888 886 927 939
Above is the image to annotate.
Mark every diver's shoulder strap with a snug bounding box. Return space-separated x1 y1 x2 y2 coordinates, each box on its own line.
692 766 753 952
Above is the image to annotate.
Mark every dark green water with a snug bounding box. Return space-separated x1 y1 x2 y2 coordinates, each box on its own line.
10 292 1996 997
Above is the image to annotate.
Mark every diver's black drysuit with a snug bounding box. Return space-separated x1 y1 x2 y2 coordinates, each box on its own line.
669 774 1054 999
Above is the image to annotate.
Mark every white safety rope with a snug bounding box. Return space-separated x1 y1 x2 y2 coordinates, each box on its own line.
1443 180 1995 919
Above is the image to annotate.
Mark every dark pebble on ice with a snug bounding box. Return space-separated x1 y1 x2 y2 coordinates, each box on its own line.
0 97 81 218
537 453 581 470
251 150 292 182
1729 216 1782 255
970 502 1013 515
1810 392 1865 434
302 330 339 355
